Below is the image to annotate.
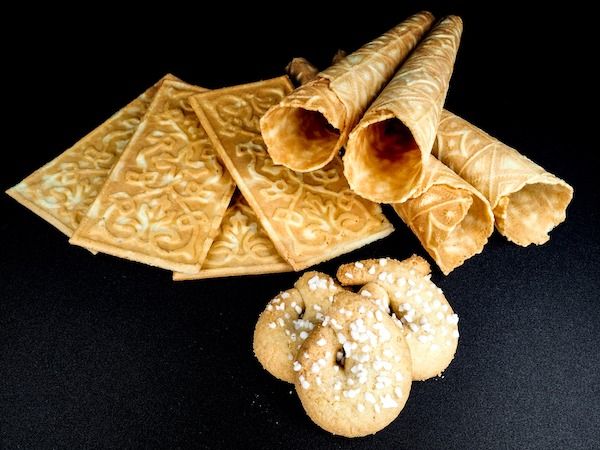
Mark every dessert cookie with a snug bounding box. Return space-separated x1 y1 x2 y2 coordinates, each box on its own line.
253 272 342 383
337 256 459 380
191 76 393 271
295 291 412 437
358 282 391 314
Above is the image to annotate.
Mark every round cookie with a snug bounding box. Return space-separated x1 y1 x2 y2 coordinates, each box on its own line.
294 291 412 438
253 271 342 383
337 255 459 381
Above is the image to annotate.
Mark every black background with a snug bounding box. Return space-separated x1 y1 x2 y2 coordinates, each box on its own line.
2 2 599 449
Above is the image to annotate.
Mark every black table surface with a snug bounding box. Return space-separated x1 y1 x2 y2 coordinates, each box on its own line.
2 3 598 449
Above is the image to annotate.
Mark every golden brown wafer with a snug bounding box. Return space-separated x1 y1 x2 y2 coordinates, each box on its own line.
173 192 292 280
392 157 494 274
190 76 393 271
6 75 178 236
70 79 235 274
434 110 573 246
344 16 463 203
261 12 434 172
286 58 319 86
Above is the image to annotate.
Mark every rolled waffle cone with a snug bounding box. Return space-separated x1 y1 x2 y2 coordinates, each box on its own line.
393 157 494 274
260 11 434 172
433 110 573 246
286 58 319 86
344 16 463 203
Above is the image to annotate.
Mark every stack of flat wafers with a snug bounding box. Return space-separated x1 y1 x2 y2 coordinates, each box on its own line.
7 75 393 280
7 11 573 278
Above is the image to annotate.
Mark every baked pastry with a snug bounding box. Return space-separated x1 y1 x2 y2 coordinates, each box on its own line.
253 272 342 382
260 12 434 172
344 16 463 203
70 79 235 273
392 156 494 274
337 256 459 380
294 291 412 437
434 109 573 246
6 75 178 237
190 76 393 271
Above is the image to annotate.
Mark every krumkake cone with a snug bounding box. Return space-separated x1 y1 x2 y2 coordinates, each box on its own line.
285 51 492 273
393 157 494 274
286 58 319 86
433 110 573 246
260 11 435 172
344 16 463 204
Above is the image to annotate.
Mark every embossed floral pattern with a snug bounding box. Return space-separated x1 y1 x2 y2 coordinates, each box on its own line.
433 110 573 246
392 156 494 274
344 16 463 204
191 77 393 271
70 80 235 274
173 193 292 280
7 77 170 236
320 11 434 127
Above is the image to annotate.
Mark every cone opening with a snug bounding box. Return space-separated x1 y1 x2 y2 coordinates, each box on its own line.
434 188 491 274
397 184 491 274
352 118 423 201
367 119 419 160
263 106 341 170
500 182 573 246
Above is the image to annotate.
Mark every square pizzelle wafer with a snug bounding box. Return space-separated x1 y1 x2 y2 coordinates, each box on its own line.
6 74 178 237
173 192 293 280
70 79 236 274
190 76 394 271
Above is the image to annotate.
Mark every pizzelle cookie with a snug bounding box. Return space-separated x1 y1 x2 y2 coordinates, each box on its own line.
295 291 412 437
173 192 292 280
337 256 459 380
253 272 343 383
70 79 236 274
6 74 177 237
190 76 393 271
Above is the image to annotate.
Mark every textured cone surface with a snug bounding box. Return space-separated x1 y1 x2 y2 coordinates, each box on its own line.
393 157 494 274
260 12 434 172
344 16 463 204
434 110 573 246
